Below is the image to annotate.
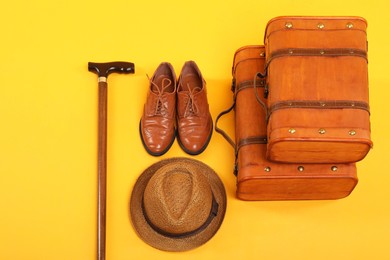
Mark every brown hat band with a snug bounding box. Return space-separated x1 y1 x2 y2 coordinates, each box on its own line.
141 194 219 239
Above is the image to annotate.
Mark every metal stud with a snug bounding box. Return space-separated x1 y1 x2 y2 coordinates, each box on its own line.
317 23 325 29
288 128 296 134
264 167 271 172
349 130 356 136
346 22 354 29
288 49 294 54
285 22 293 29
320 102 326 107
260 52 265 57
318 128 326 134
297 166 304 172
331 166 338 172
320 50 325 55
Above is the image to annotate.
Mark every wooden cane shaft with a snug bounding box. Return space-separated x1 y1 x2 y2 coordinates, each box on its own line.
97 81 107 260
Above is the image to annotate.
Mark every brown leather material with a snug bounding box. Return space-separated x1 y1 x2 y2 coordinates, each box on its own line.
235 80 265 94
264 16 372 163
268 127 372 163
230 45 358 201
238 162 358 201
269 100 370 115
236 136 267 152
177 61 212 155
140 62 177 156
270 127 372 141
264 16 368 50
267 48 368 65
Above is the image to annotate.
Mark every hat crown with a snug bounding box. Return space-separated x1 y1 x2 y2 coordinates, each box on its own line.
143 163 213 235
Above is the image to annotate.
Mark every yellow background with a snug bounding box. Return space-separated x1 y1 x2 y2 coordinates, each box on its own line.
1 0 389 259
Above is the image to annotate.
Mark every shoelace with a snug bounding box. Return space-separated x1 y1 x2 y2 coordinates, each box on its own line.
184 83 201 117
148 77 172 116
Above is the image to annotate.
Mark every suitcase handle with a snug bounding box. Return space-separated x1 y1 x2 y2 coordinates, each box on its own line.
215 85 236 150
215 75 269 176
215 74 269 150
214 92 238 175
253 72 269 121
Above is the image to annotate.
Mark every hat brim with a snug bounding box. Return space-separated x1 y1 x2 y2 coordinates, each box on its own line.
130 157 227 252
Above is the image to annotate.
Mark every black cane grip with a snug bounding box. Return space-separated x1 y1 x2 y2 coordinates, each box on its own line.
88 61 135 77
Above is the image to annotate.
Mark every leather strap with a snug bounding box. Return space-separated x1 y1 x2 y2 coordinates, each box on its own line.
269 100 370 116
234 79 265 94
236 136 267 153
215 79 266 150
215 78 267 176
215 102 236 149
233 57 266 75
267 48 368 65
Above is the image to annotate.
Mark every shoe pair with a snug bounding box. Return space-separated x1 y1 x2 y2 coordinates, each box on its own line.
140 61 213 156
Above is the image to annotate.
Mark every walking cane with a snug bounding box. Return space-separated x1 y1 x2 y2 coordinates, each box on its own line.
88 61 135 260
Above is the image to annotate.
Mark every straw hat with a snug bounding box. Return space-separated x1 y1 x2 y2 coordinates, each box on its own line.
130 157 227 252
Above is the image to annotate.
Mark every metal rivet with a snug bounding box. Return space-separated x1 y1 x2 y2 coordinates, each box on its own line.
288 49 294 54
264 167 271 172
288 102 293 106
318 128 326 134
288 128 296 134
297 166 304 172
351 103 355 107
320 102 326 107
346 22 354 29
349 50 355 54
349 130 356 136
331 166 338 172
317 23 325 29
320 50 325 55
260 52 265 57
285 22 293 29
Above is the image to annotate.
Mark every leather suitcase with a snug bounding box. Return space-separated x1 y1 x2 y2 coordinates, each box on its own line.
263 16 372 163
216 45 358 201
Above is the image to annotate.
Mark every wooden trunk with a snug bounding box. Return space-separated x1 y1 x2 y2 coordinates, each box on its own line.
264 16 372 163
232 45 358 200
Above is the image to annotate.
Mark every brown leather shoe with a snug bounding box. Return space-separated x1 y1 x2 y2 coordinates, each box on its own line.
177 61 213 155
140 62 176 156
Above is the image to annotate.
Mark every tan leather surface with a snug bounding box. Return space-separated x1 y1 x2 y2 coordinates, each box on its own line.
140 62 177 156
264 16 367 50
177 61 213 155
237 164 357 201
232 45 357 201
264 16 372 163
